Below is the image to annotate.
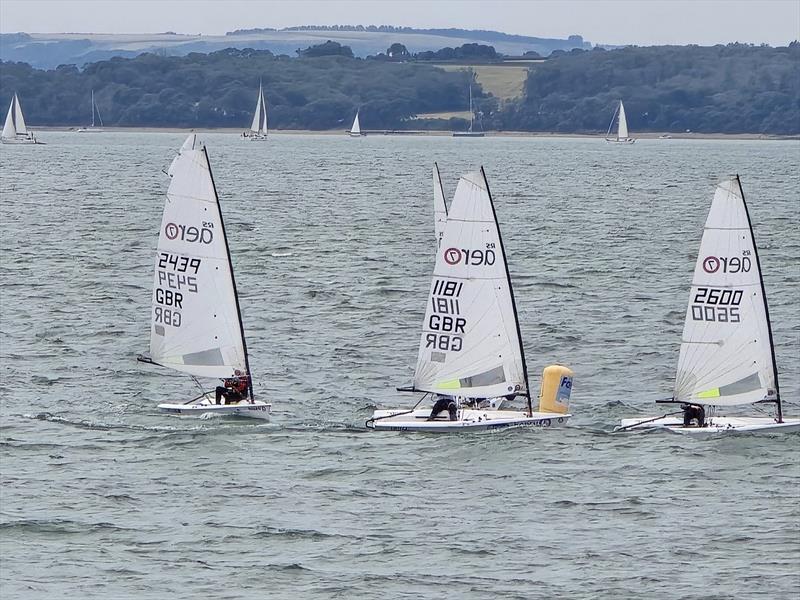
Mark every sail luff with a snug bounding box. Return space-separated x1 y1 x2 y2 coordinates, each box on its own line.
350 110 361 135
481 166 531 408
736 175 781 419
259 85 268 135
433 162 448 249
203 146 254 399
250 86 263 133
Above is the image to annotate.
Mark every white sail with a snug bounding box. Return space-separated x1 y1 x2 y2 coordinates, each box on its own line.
350 110 361 135
12 94 27 134
433 163 448 249
250 84 268 135
2 95 16 139
148 135 248 379
617 101 629 140
674 177 776 406
413 169 527 399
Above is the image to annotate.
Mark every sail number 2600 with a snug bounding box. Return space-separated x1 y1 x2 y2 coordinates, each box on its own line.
691 287 742 323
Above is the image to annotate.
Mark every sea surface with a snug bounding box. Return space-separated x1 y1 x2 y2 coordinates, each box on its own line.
1 132 799 599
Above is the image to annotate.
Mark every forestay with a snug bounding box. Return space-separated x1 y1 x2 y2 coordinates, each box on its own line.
413 168 528 399
433 163 448 249
250 84 268 135
617 101 629 140
674 176 777 406
148 135 248 379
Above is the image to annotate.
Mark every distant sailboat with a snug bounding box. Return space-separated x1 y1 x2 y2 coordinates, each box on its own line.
605 100 635 144
243 82 268 140
367 168 575 432
138 134 272 419
617 176 799 434
76 90 104 133
452 84 484 138
1 93 41 144
349 109 363 137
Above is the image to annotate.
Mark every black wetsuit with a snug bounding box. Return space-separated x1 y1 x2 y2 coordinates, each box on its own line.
428 396 458 421
682 404 706 427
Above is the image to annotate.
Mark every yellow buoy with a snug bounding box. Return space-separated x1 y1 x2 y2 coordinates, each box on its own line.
538 365 574 414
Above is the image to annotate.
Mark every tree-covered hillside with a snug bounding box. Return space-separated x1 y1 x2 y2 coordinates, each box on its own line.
495 43 800 134
1 42 798 134
0 48 475 130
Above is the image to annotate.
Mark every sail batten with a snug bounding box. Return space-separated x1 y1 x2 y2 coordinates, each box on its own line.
673 176 776 407
148 135 249 382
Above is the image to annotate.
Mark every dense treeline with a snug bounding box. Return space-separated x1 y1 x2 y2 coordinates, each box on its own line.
0 43 797 133
0 48 474 130
493 43 800 134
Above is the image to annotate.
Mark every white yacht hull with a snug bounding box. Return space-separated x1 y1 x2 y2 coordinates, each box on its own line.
1 135 41 144
616 415 800 434
605 137 635 144
242 133 268 141
158 394 271 420
367 408 570 432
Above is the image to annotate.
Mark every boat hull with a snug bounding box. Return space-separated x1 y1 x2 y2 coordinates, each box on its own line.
616 415 800 434
367 409 570 432
1 136 41 144
452 132 485 138
605 138 636 144
242 133 268 141
158 395 272 420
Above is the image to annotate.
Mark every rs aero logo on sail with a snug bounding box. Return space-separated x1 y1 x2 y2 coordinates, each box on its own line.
164 222 214 244
702 252 751 274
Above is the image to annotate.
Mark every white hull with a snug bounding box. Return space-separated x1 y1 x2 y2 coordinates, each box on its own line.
616 415 800 434
242 133 267 141
76 128 104 133
2 134 41 144
605 137 635 144
349 132 364 137
367 408 570 432
158 394 271 420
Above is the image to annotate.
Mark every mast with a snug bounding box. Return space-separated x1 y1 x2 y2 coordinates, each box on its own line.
736 175 782 422
468 85 474 133
91 90 95 128
480 166 532 415
203 146 254 400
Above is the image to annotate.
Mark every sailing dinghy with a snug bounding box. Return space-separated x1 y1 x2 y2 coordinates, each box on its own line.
605 100 635 144
452 84 485 137
138 134 271 420
242 82 268 140
367 167 574 432
349 110 363 137
617 176 798 434
2 93 42 144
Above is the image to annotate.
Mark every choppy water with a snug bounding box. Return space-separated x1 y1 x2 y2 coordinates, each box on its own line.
1 132 799 599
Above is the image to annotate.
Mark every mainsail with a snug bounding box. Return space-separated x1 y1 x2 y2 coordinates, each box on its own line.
148 135 251 384
350 110 361 135
2 93 27 138
617 100 629 140
433 162 448 249
674 176 778 407
250 84 268 135
413 168 529 399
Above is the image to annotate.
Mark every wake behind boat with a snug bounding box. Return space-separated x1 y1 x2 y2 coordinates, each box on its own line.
367 167 574 432
138 134 271 420
616 176 798 434
2 93 42 144
605 100 635 144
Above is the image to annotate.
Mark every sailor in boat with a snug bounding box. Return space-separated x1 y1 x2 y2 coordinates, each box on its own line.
428 394 458 421
681 403 706 427
215 370 250 405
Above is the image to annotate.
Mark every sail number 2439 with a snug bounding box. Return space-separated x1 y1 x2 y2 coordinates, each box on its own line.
691 287 742 323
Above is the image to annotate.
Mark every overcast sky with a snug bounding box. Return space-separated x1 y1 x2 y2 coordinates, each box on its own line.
1 0 798 46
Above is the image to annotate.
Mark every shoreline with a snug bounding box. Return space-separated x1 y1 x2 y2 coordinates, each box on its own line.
29 126 799 141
